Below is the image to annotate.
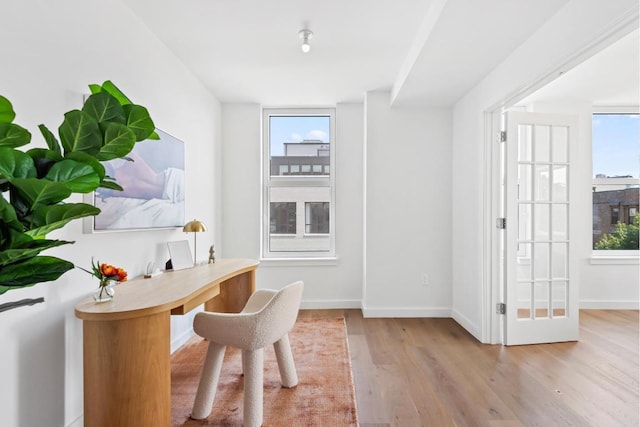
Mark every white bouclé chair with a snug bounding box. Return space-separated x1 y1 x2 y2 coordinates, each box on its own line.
190 281 304 426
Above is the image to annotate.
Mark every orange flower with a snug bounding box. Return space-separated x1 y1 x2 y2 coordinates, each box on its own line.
101 264 116 277
116 268 128 282
79 258 128 285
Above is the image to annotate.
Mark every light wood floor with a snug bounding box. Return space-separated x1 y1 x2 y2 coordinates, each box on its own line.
298 309 639 427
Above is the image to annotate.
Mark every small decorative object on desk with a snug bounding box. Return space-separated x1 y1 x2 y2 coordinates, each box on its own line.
78 258 128 302
208 245 216 264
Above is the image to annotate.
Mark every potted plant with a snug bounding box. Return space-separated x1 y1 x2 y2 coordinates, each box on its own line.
0 81 157 298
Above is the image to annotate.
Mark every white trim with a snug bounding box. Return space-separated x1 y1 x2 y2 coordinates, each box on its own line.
483 110 503 345
261 107 337 259
580 300 640 310
452 309 483 342
259 257 339 267
362 93 369 314
300 299 362 310
361 307 451 318
589 255 640 265
593 105 639 113
170 327 195 354
67 414 84 427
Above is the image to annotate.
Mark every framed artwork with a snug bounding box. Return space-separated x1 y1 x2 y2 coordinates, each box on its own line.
84 129 186 232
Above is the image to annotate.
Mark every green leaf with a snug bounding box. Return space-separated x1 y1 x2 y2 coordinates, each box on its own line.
0 238 72 265
0 196 19 226
96 122 136 161
88 84 102 95
100 80 132 106
0 95 16 123
0 197 23 247
10 177 71 208
58 110 101 156
0 255 74 293
0 122 32 148
99 178 123 191
123 104 156 141
147 131 160 140
83 91 126 125
26 148 63 162
38 124 62 156
45 159 100 193
2 224 34 251
0 147 36 179
65 151 106 181
25 203 100 237
26 149 62 179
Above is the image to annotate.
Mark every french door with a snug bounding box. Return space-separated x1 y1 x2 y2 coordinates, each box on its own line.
503 111 579 345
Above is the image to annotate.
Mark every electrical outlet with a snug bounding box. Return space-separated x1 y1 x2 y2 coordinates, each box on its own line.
421 273 429 286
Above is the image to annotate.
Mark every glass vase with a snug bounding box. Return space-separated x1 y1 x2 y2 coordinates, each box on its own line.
93 280 115 302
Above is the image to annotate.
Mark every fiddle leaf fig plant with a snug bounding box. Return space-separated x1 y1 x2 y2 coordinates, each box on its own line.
0 81 158 295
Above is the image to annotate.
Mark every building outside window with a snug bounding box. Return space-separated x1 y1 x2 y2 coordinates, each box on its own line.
592 112 639 250
262 108 335 258
270 202 296 234
305 202 330 234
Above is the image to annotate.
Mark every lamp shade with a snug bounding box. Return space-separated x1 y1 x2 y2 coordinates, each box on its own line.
183 219 207 233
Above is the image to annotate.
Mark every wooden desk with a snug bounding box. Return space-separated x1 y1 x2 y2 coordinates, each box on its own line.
75 258 259 427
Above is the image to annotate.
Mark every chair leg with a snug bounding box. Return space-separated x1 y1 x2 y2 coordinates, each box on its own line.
274 334 298 388
242 348 263 427
191 342 226 420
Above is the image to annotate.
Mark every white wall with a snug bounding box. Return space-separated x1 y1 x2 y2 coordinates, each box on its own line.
221 103 364 307
363 91 452 316
0 1 221 426
452 0 639 341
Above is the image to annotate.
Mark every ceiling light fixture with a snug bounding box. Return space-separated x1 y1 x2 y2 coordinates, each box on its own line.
299 29 313 53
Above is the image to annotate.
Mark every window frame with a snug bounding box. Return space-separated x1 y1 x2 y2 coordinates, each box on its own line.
261 107 336 259
591 107 639 261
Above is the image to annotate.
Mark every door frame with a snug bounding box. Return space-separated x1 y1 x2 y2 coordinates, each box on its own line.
481 20 638 344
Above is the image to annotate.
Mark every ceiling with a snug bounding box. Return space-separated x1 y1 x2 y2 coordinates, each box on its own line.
519 29 640 106
121 0 623 106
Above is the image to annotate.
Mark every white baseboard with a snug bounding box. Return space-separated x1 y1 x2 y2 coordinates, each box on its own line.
67 414 83 427
451 309 482 342
171 328 195 354
300 299 362 310
580 300 640 309
361 306 451 318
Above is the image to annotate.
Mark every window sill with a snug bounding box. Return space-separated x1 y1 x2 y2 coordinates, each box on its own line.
259 257 339 267
589 254 639 265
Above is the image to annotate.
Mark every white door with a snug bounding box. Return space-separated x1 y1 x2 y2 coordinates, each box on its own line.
503 111 579 345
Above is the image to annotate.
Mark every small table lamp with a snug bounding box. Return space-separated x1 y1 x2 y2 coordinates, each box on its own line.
183 219 207 265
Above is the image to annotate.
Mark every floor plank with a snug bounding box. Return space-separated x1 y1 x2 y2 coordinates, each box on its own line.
298 309 639 427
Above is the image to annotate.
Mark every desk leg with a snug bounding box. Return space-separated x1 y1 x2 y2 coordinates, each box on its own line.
83 311 171 427
205 270 255 313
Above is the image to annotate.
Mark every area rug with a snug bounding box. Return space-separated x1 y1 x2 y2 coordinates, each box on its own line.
171 317 358 426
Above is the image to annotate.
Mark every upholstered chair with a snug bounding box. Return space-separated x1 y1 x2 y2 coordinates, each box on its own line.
190 281 304 426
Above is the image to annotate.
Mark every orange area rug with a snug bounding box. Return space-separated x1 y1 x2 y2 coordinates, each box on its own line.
171 317 358 426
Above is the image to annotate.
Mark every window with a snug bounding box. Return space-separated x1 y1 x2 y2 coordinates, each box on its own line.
305 202 330 234
270 202 296 234
592 112 639 251
628 207 637 225
611 207 620 226
262 108 335 258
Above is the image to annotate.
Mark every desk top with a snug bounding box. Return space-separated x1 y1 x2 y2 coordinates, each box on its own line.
75 258 259 321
